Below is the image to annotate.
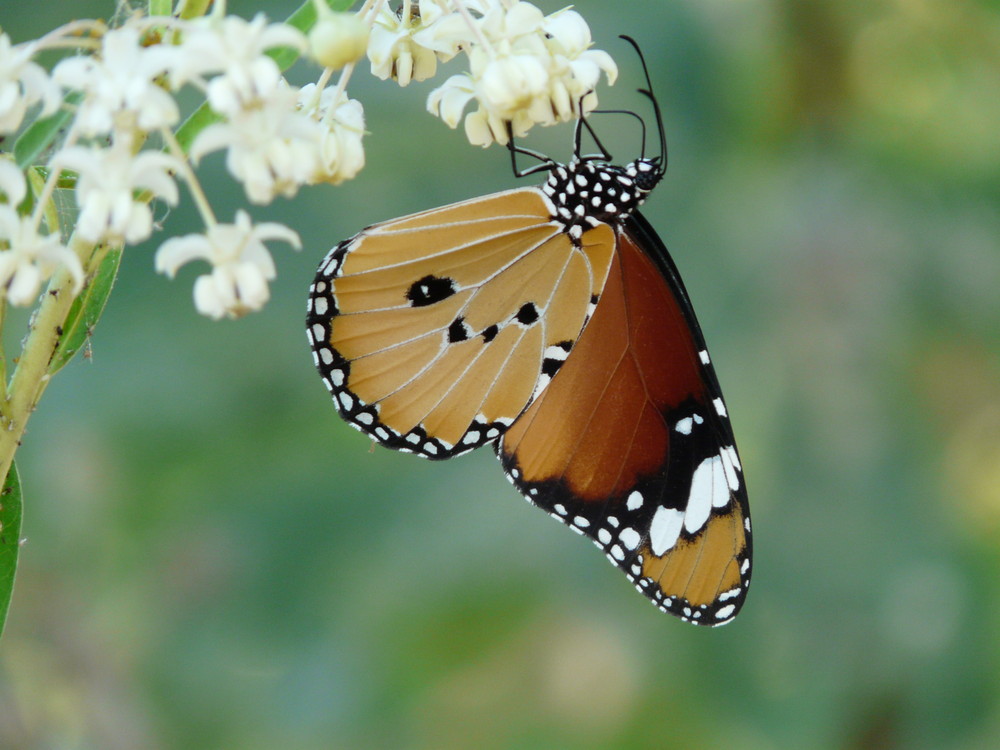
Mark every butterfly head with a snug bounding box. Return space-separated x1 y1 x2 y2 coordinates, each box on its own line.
631 156 664 191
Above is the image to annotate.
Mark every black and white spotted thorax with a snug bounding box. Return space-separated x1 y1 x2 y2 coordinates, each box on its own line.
541 157 662 242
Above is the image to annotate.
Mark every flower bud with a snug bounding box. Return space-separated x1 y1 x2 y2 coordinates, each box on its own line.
309 12 369 70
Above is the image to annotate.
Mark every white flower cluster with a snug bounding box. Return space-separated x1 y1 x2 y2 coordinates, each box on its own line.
0 9 364 319
180 14 366 205
369 0 617 146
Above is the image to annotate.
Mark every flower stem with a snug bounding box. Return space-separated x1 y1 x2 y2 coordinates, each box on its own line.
0 265 80 485
160 126 217 227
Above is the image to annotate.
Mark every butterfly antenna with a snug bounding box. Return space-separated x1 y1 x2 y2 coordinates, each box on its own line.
619 35 667 172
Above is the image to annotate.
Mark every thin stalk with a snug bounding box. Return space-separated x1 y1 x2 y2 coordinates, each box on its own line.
0 263 81 482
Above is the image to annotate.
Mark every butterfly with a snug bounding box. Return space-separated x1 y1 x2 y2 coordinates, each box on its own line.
306 39 751 626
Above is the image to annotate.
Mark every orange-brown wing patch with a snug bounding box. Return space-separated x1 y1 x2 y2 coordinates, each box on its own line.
306 187 617 459
498 215 751 625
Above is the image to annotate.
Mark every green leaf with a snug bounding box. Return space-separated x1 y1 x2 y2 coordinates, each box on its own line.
49 246 122 375
0 462 22 641
13 91 82 169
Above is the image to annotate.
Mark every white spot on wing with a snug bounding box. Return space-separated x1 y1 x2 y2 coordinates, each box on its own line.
713 398 728 417
619 527 641 550
675 417 693 435
626 491 643 510
649 506 685 555
726 444 742 471
543 344 569 362
685 456 731 533
699 350 710 364
719 445 740 491
715 604 736 621
718 587 742 602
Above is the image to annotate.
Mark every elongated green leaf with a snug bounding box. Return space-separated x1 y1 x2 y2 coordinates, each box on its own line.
13 92 82 169
49 246 122 375
0 462 22 641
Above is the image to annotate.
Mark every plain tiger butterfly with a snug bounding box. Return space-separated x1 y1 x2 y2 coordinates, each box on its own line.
306 38 751 626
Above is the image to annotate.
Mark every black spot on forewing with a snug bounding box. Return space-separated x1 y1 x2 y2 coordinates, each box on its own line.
448 317 470 343
407 275 456 307
516 302 539 326
482 325 499 343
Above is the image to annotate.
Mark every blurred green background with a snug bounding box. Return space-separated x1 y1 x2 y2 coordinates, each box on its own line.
2 1 1000 748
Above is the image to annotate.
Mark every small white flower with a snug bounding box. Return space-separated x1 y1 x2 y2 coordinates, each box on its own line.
191 84 319 204
0 32 61 134
52 25 180 136
0 208 83 305
542 9 617 120
57 140 183 244
155 210 301 319
427 74 476 129
368 1 459 87
297 84 366 186
478 53 549 118
173 13 306 116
